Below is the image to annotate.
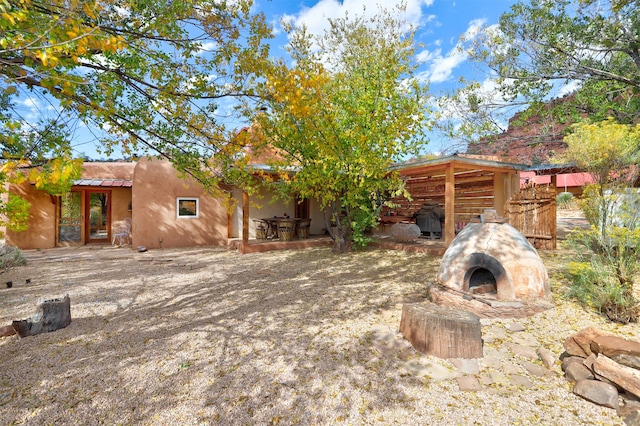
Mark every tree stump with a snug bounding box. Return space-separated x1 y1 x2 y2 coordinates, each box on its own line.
12 295 71 338
400 302 483 359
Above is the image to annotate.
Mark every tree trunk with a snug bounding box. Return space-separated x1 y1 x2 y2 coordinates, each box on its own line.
400 302 483 359
324 206 352 253
12 295 71 338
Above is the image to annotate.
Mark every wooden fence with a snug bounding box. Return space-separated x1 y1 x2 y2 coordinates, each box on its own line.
505 183 556 250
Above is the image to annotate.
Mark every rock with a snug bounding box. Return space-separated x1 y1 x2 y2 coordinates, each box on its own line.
509 374 534 389
573 379 619 409
584 353 619 387
564 327 612 358
507 322 526 332
390 223 421 242
614 354 640 370
502 362 520 375
521 360 553 377
618 400 640 423
565 362 594 382
623 410 640 426
591 335 640 358
456 375 483 391
0 325 16 337
561 356 586 372
592 354 640 399
506 342 539 361
450 358 480 374
537 347 556 369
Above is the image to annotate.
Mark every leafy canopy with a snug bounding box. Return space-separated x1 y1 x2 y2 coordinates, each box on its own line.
438 0 640 144
1 0 271 230
554 119 640 187
247 4 431 252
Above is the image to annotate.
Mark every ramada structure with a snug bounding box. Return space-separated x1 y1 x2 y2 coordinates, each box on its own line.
4 154 580 251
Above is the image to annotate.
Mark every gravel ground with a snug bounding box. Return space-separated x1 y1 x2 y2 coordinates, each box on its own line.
0 244 635 425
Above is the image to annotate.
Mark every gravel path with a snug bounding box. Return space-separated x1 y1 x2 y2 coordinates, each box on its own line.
0 245 634 425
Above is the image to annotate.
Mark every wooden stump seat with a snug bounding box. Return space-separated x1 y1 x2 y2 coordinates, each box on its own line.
400 302 483 359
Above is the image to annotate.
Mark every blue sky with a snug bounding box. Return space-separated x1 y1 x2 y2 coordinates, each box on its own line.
250 0 519 154
67 0 519 158
258 0 516 89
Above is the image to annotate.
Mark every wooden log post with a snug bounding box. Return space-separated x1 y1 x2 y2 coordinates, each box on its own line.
400 302 483 359
12 295 71 338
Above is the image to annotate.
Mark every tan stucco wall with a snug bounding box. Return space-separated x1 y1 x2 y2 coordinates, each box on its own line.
110 187 133 226
82 162 135 180
5 180 58 249
131 158 227 249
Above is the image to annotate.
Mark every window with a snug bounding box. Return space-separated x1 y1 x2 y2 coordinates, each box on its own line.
177 197 199 218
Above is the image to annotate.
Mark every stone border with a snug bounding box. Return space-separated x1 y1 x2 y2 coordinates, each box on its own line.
427 283 554 319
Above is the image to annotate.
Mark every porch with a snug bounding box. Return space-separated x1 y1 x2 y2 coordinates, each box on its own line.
229 233 447 255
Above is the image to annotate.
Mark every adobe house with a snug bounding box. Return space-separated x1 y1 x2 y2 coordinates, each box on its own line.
5 157 325 250
6 153 563 252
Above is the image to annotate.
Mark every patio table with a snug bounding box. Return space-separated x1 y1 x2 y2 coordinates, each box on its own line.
262 217 302 240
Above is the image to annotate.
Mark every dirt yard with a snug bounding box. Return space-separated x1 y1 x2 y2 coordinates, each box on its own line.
0 217 635 425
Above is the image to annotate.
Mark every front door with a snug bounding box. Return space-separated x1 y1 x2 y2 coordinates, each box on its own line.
58 192 82 244
86 190 111 243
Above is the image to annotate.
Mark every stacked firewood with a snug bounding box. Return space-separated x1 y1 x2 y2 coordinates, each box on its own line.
562 327 640 423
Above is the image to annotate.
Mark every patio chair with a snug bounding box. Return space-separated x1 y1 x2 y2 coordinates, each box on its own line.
253 219 268 240
111 217 132 246
297 218 311 239
278 219 296 241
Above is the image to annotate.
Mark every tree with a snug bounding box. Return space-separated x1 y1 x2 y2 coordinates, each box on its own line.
246 5 431 253
555 119 640 323
1 0 271 231
438 0 640 146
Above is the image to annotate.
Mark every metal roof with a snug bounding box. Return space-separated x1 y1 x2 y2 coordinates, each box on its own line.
390 154 530 172
73 179 133 188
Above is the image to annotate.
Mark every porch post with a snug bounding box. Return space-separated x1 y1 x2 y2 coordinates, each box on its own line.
444 164 455 245
493 172 506 216
242 190 249 243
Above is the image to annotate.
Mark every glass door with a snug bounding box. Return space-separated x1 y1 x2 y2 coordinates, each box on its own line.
86 191 111 243
58 192 82 243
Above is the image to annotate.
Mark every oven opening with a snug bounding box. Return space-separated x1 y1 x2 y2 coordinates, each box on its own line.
468 267 497 295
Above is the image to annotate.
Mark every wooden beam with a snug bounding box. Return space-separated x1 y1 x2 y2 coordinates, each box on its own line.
493 172 506 216
242 190 249 243
445 164 455 245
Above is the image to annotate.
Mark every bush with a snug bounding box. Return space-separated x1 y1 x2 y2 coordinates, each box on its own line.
556 191 574 209
564 215 640 324
565 259 639 323
0 245 27 271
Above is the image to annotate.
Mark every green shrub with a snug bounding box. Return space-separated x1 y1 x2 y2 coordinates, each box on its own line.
565 259 638 323
564 216 640 324
0 245 27 271
556 191 574 209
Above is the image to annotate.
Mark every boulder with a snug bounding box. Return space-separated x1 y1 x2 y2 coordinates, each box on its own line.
592 354 640 399
564 327 613 358
565 362 595 383
573 379 619 409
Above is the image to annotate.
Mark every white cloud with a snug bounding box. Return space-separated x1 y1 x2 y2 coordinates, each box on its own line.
556 80 582 97
198 41 218 53
283 0 433 39
424 49 468 83
417 19 487 84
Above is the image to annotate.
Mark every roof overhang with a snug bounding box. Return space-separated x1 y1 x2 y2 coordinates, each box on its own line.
391 154 529 175
73 179 133 188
